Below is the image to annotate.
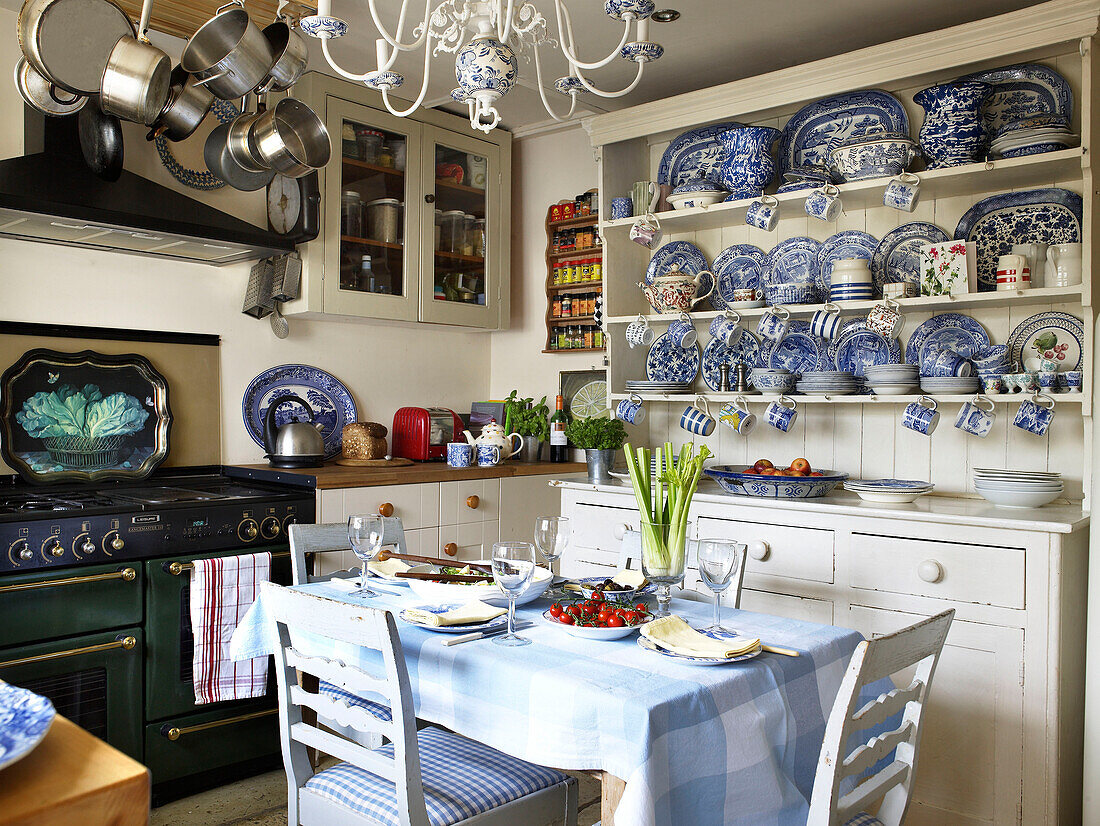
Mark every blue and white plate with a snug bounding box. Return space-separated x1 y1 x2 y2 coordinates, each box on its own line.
646 333 701 383
764 237 822 288
637 627 762 666
658 121 745 187
871 222 950 293
243 365 357 459
0 680 55 771
702 331 763 390
762 320 830 373
777 89 909 176
817 231 878 293
954 188 1082 290
710 244 765 309
958 63 1073 144
644 241 711 300
1006 311 1083 372
828 320 902 377
399 603 508 634
846 478 933 490
904 313 991 368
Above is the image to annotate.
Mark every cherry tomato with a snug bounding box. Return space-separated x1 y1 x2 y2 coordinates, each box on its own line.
591 591 605 603
607 615 625 627
549 603 563 618
566 605 580 617
559 613 575 625
635 602 648 613
623 610 639 624
598 609 613 622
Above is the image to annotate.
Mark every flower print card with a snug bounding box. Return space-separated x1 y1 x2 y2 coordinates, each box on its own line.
920 241 977 296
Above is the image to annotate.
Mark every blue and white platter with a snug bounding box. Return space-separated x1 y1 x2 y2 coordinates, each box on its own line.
646 333 701 383
658 121 745 187
702 331 763 390
0 680 55 771
637 626 762 665
762 320 830 373
710 244 765 309
704 464 848 499
243 364 357 459
904 313 991 368
828 320 902 377
1006 311 1083 372
954 188 1082 290
764 236 822 288
817 230 878 293
871 222 950 293
645 241 711 299
957 63 1073 144
399 604 508 634
777 89 909 175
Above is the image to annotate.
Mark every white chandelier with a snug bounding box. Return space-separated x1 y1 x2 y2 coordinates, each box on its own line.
298 0 664 133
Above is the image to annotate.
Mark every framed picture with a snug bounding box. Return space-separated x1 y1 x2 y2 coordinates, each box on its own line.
559 370 608 419
0 349 172 484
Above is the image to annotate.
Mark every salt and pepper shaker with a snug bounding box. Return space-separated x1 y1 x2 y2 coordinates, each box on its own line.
718 363 731 392
734 362 750 393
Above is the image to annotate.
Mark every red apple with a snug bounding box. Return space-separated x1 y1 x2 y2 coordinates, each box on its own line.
810 471 824 477
753 458 774 471
790 457 811 474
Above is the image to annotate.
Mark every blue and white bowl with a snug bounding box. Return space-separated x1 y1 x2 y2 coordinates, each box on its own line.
764 283 821 305
668 181 727 209
704 464 848 499
826 133 920 182
750 369 796 394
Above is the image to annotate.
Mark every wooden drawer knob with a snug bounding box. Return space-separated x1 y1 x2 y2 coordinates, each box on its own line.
378 502 394 517
918 559 943 584
443 542 458 557
466 495 480 510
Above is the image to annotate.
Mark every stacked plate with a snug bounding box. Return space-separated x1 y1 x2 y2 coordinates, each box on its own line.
796 371 858 395
920 376 980 394
990 115 1077 159
864 364 919 395
844 478 934 503
626 380 693 393
973 468 1063 508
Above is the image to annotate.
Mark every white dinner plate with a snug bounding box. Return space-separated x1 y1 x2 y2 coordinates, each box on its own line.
399 603 508 634
636 627 763 665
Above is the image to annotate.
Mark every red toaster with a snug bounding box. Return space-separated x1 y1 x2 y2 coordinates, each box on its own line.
391 407 464 461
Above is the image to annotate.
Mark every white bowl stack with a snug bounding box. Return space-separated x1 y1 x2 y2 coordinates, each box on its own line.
796 371 858 395
864 364 919 395
973 468 1063 508
844 478 934 503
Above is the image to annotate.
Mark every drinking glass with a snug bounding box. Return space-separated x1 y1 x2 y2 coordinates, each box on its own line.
697 538 744 632
533 516 570 577
348 514 385 596
491 541 536 646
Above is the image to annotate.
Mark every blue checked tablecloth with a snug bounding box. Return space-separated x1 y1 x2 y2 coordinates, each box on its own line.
232 581 872 826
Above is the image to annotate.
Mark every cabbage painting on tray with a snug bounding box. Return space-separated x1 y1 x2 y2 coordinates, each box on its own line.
0 349 172 483
920 240 977 296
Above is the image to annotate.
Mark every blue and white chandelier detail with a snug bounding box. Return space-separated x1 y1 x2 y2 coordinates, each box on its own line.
298 0 664 133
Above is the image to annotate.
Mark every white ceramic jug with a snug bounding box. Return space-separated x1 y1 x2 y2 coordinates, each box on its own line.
1046 243 1082 287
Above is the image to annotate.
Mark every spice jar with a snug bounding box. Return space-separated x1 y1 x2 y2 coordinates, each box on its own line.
552 295 562 317
440 210 464 253
356 128 384 163
472 218 486 257
462 213 476 255
341 191 362 236
366 198 401 243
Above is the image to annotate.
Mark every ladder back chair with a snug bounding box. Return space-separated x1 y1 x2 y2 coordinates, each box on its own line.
807 609 955 826
265 583 579 826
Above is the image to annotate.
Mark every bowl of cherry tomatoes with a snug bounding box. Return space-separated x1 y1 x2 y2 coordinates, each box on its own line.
542 592 654 640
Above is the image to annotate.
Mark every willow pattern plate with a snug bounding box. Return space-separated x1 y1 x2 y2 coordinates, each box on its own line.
871 222 950 293
904 313 991 368
243 364 357 459
957 63 1073 143
0 681 55 771
657 121 745 187
710 244 765 309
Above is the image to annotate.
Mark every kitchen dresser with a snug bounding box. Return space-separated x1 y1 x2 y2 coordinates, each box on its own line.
564 0 1100 823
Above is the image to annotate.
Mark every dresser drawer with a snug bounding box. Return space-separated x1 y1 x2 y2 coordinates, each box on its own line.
440 479 499 525
570 503 639 555
696 517 834 584
438 521 499 562
850 533 1024 609
339 483 440 530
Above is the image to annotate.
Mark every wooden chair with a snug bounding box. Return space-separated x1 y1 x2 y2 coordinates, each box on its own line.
289 520 408 586
265 583 579 826
621 530 747 609
807 609 955 826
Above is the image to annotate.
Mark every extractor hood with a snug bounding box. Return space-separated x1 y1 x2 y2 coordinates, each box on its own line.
0 106 299 266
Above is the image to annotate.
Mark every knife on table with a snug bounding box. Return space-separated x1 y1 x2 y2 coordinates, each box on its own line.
442 622 534 646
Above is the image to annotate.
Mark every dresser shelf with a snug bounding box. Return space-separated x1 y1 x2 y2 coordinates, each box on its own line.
610 392 1084 405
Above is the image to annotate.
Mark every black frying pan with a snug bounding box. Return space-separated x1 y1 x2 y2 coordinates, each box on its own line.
78 99 123 181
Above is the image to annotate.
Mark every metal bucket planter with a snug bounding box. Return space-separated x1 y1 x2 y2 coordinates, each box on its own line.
518 435 543 462
585 448 616 483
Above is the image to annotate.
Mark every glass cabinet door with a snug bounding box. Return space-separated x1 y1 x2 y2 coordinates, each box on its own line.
419 125 500 328
323 97 422 321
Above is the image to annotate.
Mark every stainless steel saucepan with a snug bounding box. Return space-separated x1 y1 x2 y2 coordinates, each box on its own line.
99 0 171 125
14 56 87 116
226 109 268 172
249 98 331 178
18 0 135 95
149 66 214 142
181 1 275 100
257 19 309 93
204 120 275 191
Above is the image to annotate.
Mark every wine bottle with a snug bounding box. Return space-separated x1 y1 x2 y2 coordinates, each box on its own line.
549 394 569 463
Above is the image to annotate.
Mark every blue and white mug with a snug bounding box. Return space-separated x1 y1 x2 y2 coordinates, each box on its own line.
954 395 996 438
615 394 646 425
805 183 842 221
925 349 973 378
625 314 654 348
756 305 790 341
1013 394 1055 436
667 313 698 349
809 302 842 340
610 197 633 220
679 396 715 436
745 194 780 231
447 442 473 468
709 310 741 344
765 396 798 432
902 396 939 435
883 172 920 212
476 444 503 467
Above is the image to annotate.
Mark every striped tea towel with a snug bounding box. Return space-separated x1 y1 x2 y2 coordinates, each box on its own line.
191 552 272 704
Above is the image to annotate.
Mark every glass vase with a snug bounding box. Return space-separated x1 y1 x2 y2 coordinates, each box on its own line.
639 519 690 618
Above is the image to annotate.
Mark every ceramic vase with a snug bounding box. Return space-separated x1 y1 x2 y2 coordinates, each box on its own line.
913 81 991 168
718 126 782 199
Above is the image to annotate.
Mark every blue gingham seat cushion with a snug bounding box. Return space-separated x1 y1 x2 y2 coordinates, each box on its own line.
844 814 884 826
303 726 569 825
318 680 392 722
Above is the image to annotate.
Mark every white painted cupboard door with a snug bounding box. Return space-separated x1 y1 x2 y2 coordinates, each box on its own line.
739 588 834 625
848 605 1024 826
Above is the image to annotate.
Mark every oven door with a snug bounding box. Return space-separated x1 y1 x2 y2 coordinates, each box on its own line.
145 546 291 721
0 627 144 760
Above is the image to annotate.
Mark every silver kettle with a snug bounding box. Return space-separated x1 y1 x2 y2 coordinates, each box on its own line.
263 394 325 468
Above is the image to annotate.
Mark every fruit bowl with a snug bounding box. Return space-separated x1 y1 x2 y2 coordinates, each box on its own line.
704 464 847 499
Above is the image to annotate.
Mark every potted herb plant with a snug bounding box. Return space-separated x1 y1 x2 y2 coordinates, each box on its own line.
506 393 550 462
564 416 627 483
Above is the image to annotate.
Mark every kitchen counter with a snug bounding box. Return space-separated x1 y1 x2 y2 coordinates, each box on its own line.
228 461 587 490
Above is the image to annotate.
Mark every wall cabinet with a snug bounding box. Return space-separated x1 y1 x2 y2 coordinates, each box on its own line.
285 73 511 329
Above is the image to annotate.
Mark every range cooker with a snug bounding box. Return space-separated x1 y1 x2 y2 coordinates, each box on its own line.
0 469 314 803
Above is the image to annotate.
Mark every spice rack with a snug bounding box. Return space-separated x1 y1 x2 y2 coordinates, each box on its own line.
544 199 605 353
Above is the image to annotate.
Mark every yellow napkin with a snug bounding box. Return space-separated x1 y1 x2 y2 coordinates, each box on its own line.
612 569 647 589
641 615 760 659
368 557 413 579
403 600 506 627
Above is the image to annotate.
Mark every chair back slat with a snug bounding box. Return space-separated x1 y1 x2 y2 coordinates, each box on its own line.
841 720 916 778
290 722 401 783
850 680 923 730
289 520 409 585
836 762 910 819
289 684 394 740
285 648 392 701
858 611 952 684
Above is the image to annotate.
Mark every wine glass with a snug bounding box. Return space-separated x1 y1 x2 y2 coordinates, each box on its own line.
533 516 570 578
348 514 385 596
697 538 744 632
490 541 536 646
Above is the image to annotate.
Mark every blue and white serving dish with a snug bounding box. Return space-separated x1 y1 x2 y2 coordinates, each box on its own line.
954 188 1082 290
646 332 701 383
710 244 765 309
0 680 55 771
637 627 762 665
817 231 878 293
826 133 919 182
399 603 509 634
957 63 1073 144
764 284 821 305
701 331 763 390
904 313 991 368
828 319 902 377
871 222 950 293
657 121 745 187
243 365 357 459
764 236 823 290
762 320 830 373
704 464 848 499
667 181 727 210
844 478 934 503
749 368 797 395
1007 311 1083 372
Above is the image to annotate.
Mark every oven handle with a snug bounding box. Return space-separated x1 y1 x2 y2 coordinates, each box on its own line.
0 567 137 593
0 634 137 669
164 551 291 576
160 708 277 741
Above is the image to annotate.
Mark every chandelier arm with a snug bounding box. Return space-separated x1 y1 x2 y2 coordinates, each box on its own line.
574 59 645 97
553 1 631 71
496 0 515 43
380 44 436 116
365 0 433 52
320 38 382 81
531 42 577 122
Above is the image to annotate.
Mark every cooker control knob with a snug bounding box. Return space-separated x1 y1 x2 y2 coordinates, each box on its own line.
48 539 64 557
10 539 31 562
72 533 93 558
103 531 124 554
82 538 95 555
238 518 259 542
112 535 124 551
260 517 281 539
